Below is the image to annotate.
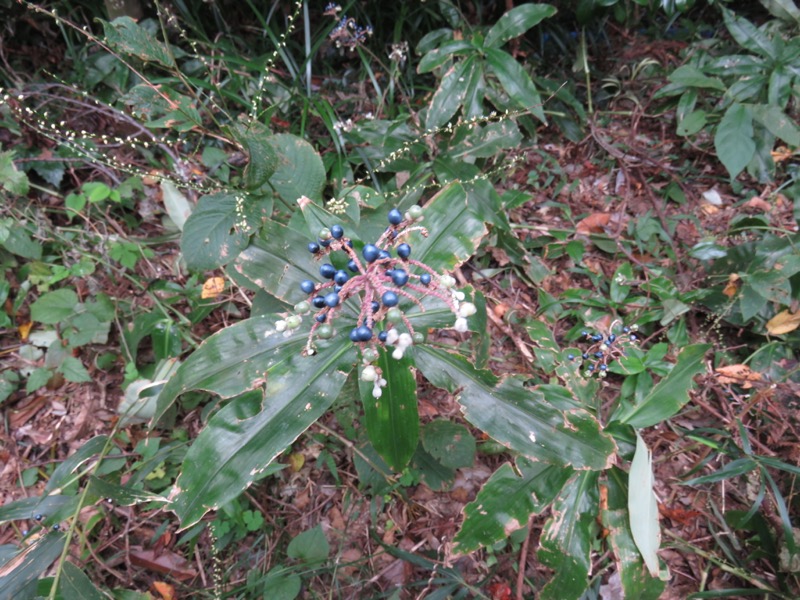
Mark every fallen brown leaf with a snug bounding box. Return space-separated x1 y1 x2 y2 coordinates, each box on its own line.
722 274 740 298
201 277 225 299
575 212 611 234
129 546 197 581
766 309 800 335
715 364 762 389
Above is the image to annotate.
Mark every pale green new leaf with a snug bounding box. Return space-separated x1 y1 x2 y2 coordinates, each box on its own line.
629 433 661 577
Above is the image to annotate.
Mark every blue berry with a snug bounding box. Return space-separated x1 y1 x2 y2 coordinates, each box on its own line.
300 280 315 294
316 314 326 322
319 238 331 248
308 242 321 254
347 259 359 273
334 270 349 285
378 331 388 342
330 224 344 239
600 364 607 371
588 364 595 371
363 244 380 262
622 326 630 333
594 351 603 358
581 330 588 337
608 334 616 343
592 334 603 342
396 243 411 259
420 273 431 286
582 353 589 359
349 328 360 342
382 291 399 307
312 296 326 308
334 285 343 292
630 334 637 341
371 301 380 313
52 524 60 531
388 208 403 225
378 250 391 260
320 263 336 279
567 354 575 361
324 292 340 307
356 325 373 341
34 514 43 521
391 269 409 286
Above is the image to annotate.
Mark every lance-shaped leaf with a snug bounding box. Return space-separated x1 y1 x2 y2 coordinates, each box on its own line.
614 344 709 429
538 471 599 600
162 323 357 527
628 434 663 578
484 4 557 48
485 48 546 123
604 467 666 599
359 349 418 472
0 532 66 599
454 458 572 554
415 346 616 470
426 57 476 130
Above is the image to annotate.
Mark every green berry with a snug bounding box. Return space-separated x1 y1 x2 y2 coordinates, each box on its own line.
294 301 310 313
286 315 301 329
386 307 402 322
317 324 333 339
319 227 332 240
412 332 425 344
408 205 423 219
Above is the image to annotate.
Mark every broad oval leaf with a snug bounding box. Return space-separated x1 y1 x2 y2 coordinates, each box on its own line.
267 133 326 202
359 349 418 472
615 344 710 429
426 56 476 130
102 17 175 68
484 48 546 123
453 458 571 554
181 193 251 271
415 346 616 470
484 4 557 49
714 103 755 179
229 121 278 190
165 322 357 526
629 433 661 577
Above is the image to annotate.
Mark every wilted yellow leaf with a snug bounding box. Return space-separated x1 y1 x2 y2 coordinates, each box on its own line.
722 274 740 298
766 309 800 335
288 452 305 472
18 322 33 341
201 277 225 299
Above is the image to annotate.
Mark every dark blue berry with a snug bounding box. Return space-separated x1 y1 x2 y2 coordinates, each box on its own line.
595 351 604 358
300 280 315 294
334 270 349 285
363 244 380 262
382 291 399 307
52 524 60 531
34 514 43 521
396 243 411 259
391 269 409 286
319 238 331 248
581 330 588 337
388 208 403 225
420 273 431 286
356 325 373 341
324 292 340 307
378 250 391 260
371 301 380 313
599 364 608 371
588 364 595 371
347 259 359 273
608 334 616 343
316 314 326 323
582 353 589 359
567 354 575 361
622 326 630 333
320 263 336 279
334 285 343 292
378 331 388 342
592 334 603 342
312 296 326 308
308 242 321 254
349 328 360 342
347 240 354 248
630 334 637 341
330 224 344 239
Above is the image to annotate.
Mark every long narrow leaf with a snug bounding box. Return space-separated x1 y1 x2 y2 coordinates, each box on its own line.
629 433 662 577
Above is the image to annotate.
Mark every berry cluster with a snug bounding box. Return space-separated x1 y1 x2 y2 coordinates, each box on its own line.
566 323 640 377
275 206 475 398
325 5 373 50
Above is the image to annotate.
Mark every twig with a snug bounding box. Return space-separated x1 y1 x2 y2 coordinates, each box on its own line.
516 515 533 600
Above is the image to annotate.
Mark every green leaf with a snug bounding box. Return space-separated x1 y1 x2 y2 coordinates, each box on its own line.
722 8 777 59
415 346 616 470
261 565 302 600
418 40 475 73
714 103 755 180
102 17 175 68
0 533 66 599
426 56 476 130
453 459 571 554
666 65 726 91
267 133 326 203
751 103 800 146
484 47 546 122
58 561 106 600
610 263 633 304
0 151 30 196
629 433 661 577
677 110 707 137
421 420 475 470
181 193 251 271
448 120 522 160
30 289 79 324
160 318 357 526
229 121 278 191
359 349 419 472
484 4 556 48
58 356 92 383
160 181 192 231
616 344 710 429
287 525 330 564
538 471 599 600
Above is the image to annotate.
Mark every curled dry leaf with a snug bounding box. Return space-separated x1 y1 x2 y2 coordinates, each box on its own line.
722 273 740 298
715 364 762 389
575 212 611 234
742 196 771 213
201 277 225 299
766 309 800 335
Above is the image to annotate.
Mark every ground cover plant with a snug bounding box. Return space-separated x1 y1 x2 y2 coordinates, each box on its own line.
0 0 799 598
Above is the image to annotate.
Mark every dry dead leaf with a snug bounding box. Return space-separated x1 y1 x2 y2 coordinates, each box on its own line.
129 547 196 581
152 581 176 600
576 212 611 234
201 277 225 299
715 364 762 389
18 322 32 341
766 309 800 335
771 146 796 163
723 274 740 298
743 196 771 213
